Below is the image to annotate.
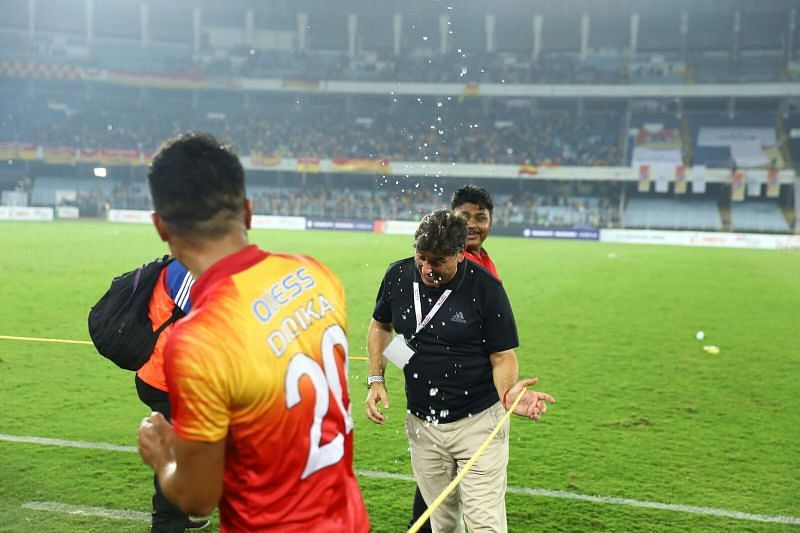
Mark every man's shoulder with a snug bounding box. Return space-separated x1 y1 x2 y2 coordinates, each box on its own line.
384 257 414 276
269 251 319 268
258 252 340 283
463 259 502 288
167 297 235 365
164 260 194 310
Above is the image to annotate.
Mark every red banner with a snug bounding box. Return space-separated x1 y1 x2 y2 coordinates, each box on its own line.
282 79 321 91
250 151 282 168
16 143 38 160
674 165 687 194
78 148 140 165
296 157 321 173
0 142 19 159
637 165 651 192
44 146 77 165
330 158 389 174
79 148 102 164
462 82 480 97
101 148 141 166
731 171 745 202
766 168 780 198
108 70 206 90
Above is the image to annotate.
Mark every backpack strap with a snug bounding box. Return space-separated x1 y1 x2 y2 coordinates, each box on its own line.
153 305 185 336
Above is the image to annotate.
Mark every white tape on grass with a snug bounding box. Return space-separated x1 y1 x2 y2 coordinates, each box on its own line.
22 502 149 522
4 433 800 526
355 469 800 525
0 433 136 452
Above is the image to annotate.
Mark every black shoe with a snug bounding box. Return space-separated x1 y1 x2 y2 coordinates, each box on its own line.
185 519 210 530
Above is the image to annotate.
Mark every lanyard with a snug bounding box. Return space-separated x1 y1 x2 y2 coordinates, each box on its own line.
412 282 452 339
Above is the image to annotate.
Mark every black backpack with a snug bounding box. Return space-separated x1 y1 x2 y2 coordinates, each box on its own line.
88 255 186 370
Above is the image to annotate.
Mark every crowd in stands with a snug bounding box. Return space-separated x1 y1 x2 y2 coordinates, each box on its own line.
7 90 795 170
250 185 445 221
225 49 630 85
4 27 788 85
0 92 625 166
493 192 616 228
65 177 618 228
72 187 108 217
61 177 793 233
250 186 617 226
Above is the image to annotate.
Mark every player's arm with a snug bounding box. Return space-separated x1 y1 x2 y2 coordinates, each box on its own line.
490 349 555 421
138 412 225 516
365 319 392 424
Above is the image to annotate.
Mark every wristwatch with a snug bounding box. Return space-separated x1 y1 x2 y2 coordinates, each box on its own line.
367 375 385 388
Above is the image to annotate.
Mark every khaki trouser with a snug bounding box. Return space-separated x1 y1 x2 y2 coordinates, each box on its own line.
405 402 509 533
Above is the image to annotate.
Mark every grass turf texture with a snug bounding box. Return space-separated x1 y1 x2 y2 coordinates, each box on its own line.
0 220 798 532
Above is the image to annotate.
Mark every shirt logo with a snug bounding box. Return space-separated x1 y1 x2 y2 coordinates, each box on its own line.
450 311 467 324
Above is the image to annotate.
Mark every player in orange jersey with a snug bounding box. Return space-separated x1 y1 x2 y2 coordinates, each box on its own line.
136 132 369 532
135 259 209 532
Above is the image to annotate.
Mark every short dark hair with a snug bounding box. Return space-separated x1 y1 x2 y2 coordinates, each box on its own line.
148 132 245 238
451 184 494 217
414 209 467 256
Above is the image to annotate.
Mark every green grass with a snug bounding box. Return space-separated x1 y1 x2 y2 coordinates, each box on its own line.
0 220 799 532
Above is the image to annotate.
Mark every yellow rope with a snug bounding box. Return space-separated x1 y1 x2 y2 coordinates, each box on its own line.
0 335 93 345
0 334 368 361
408 390 526 533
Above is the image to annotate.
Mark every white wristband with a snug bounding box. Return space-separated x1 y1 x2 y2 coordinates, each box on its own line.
367 375 385 388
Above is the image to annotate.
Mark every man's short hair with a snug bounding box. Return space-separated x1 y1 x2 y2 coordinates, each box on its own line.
148 132 245 238
414 209 467 256
451 184 494 217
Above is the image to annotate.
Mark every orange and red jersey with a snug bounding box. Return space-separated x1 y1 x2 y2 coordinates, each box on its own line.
137 262 193 391
464 247 500 281
164 245 368 532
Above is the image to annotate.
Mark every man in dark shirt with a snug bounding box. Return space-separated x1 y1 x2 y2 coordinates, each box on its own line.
365 209 555 532
407 184 501 531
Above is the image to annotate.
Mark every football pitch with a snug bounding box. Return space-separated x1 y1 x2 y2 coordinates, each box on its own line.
0 220 798 532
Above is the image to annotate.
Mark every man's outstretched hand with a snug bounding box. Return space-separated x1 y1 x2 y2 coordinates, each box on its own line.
504 378 556 421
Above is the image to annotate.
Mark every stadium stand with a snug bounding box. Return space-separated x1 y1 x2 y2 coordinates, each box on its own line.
0 0 796 234
689 112 785 169
691 54 785 84
0 89 625 166
730 201 791 233
785 113 800 167
624 197 722 231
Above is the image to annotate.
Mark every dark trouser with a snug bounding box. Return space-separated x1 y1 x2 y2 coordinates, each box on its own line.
135 375 192 533
409 485 433 532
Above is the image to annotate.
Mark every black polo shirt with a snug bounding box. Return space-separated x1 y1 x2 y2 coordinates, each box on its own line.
372 257 518 423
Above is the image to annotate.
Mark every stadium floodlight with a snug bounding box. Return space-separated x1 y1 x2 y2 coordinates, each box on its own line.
93 167 107 178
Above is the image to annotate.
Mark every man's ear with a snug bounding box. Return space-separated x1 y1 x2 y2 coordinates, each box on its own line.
151 212 170 242
457 248 466 263
244 198 253 230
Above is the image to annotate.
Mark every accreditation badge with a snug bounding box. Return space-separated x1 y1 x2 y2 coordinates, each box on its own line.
383 335 415 368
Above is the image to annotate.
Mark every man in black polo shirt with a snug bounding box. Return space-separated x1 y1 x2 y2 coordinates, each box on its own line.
366 208 555 532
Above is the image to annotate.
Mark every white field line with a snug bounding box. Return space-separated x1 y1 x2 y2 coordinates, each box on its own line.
0 433 137 452
22 501 150 521
3 433 800 526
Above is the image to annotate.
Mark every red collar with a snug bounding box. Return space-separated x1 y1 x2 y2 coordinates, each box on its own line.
190 244 268 305
470 247 488 258
464 247 501 281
